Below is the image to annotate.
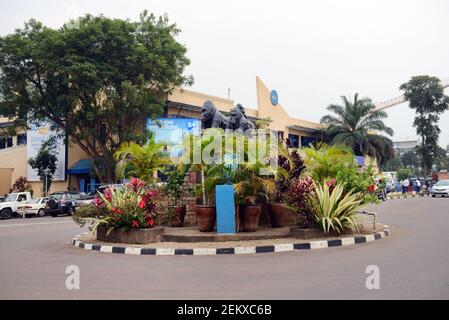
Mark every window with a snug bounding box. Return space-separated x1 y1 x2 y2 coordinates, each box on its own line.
0 136 13 149
277 131 284 141
288 134 299 148
301 136 317 147
17 133 27 145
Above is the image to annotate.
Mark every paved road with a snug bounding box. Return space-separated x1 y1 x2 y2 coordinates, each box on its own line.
1 197 448 299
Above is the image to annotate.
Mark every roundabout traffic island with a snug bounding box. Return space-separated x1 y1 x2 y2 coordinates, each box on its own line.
71 223 391 256
71 177 393 257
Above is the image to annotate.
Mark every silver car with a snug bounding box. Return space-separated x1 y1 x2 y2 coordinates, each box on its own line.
431 180 449 197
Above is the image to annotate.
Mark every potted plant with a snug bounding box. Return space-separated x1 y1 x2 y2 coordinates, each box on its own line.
164 164 188 227
193 165 217 232
268 150 306 227
234 163 275 232
194 162 240 232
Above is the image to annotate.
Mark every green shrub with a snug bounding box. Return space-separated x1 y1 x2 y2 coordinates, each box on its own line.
307 182 365 234
302 143 355 183
303 143 378 204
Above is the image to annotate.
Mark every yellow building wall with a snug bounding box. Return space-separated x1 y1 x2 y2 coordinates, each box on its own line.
0 145 27 192
169 88 235 112
255 77 323 135
168 88 259 118
0 138 91 197
0 168 13 195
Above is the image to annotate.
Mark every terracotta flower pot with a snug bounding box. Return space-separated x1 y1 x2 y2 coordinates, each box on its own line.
268 202 288 228
241 204 262 232
195 205 216 232
169 205 186 227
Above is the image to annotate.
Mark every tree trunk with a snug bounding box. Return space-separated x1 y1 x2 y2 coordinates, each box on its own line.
421 134 428 178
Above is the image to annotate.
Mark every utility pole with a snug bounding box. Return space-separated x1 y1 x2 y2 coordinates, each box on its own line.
44 168 51 196
227 87 231 100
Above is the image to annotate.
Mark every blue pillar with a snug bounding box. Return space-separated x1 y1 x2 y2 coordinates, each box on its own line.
215 185 236 234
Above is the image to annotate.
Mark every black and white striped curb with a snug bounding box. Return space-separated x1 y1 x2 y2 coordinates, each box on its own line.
71 227 391 256
386 194 429 200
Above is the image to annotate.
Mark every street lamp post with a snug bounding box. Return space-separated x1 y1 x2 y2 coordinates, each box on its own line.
43 168 51 196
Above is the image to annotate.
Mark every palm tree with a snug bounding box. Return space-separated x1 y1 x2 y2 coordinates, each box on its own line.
320 93 394 166
114 136 169 182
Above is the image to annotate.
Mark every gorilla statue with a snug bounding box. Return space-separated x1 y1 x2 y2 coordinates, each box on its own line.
228 104 255 132
200 100 229 129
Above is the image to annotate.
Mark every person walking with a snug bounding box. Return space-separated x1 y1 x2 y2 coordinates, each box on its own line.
416 179 421 193
403 178 410 194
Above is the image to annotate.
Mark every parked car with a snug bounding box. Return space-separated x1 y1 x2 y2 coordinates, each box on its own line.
0 192 33 219
45 192 84 217
17 197 48 217
431 180 449 198
73 184 125 208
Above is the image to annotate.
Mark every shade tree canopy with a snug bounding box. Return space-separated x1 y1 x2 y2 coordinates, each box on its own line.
0 11 193 183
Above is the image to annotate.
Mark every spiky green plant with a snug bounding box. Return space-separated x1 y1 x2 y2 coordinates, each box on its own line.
114 136 169 182
307 182 365 234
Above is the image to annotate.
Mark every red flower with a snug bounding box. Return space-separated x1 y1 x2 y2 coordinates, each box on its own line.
326 178 337 188
145 190 157 198
129 177 144 192
111 207 123 215
103 188 112 202
94 197 103 208
131 220 140 228
147 217 154 227
138 198 146 209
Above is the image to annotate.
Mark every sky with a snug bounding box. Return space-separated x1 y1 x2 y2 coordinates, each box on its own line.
1 0 448 147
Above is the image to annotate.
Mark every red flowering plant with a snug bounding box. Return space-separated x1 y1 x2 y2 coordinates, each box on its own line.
284 176 316 228
73 177 157 235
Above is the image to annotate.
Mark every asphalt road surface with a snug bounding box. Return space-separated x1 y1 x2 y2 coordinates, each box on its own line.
1 197 448 299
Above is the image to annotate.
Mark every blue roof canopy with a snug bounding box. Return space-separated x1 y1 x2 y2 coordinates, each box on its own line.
67 159 93 175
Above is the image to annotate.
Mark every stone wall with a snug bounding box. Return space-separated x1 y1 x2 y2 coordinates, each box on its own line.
182 170 200 225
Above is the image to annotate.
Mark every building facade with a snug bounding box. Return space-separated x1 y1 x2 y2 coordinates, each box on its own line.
0 77 323 196
393 139 419 155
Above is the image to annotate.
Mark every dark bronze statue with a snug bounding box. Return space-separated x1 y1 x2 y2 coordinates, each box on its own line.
200 100 255 134
228 104 255 132
200 100 229 129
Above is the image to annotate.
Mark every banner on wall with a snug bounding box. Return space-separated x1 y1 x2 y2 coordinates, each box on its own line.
146 117 200 160
26 124 66 182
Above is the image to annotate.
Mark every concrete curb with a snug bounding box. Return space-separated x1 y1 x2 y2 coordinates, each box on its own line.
386 194 429 200
71 226 391 256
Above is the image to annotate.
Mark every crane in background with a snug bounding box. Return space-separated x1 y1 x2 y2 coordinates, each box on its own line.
375 78 449 110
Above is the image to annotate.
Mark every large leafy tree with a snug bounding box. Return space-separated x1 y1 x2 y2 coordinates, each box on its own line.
401 149 420 175
320 94 394 166
433 146 449 171
400 76 449 177
0 11 192 183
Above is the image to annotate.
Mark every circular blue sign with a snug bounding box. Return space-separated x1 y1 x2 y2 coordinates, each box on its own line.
270 90 278 105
